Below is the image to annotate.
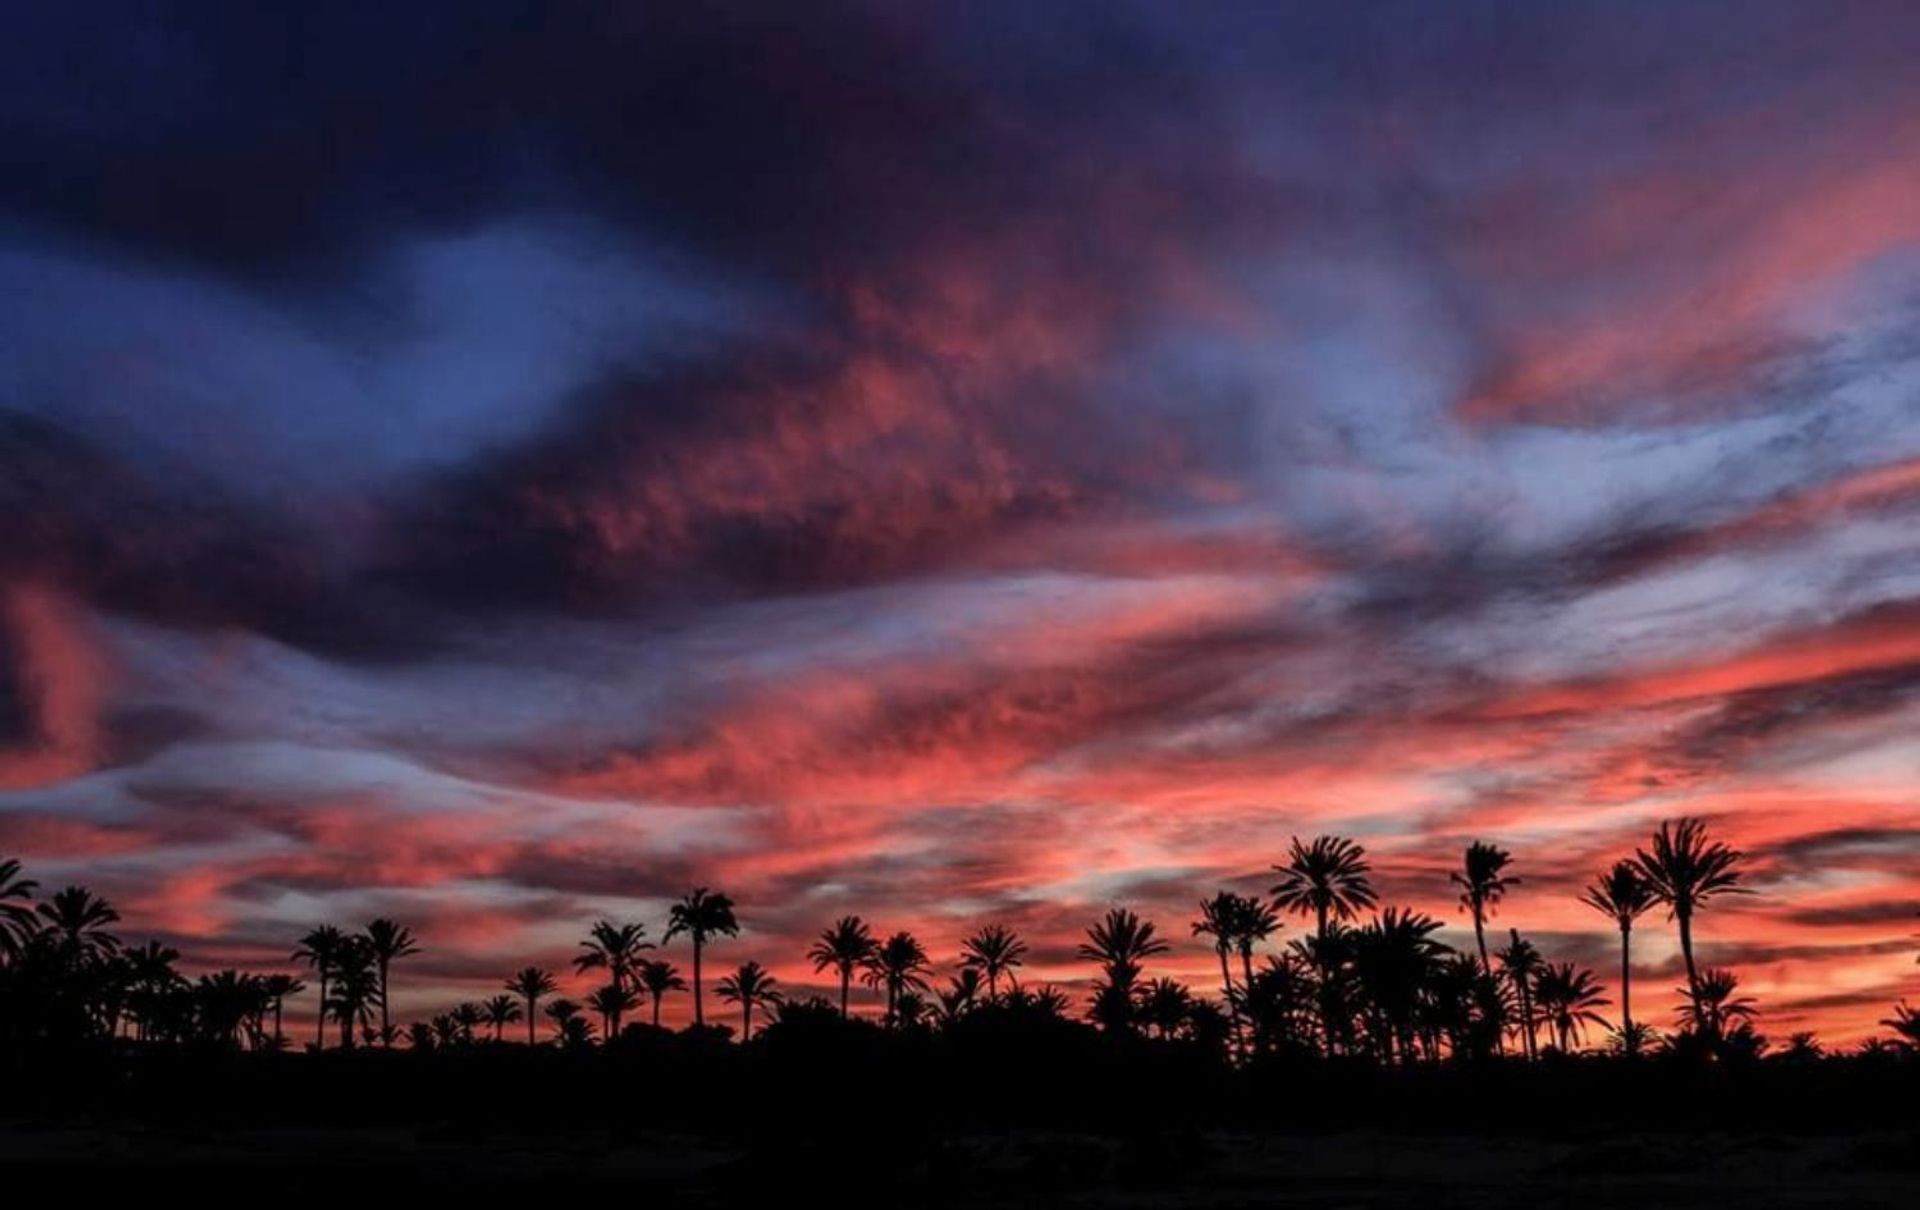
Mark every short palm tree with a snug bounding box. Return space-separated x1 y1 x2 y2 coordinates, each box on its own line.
1194 893 1246 1043
1139 977 1194 1039
482 993 522 1042
1451 842 1519 970
260 974 305 1048
1078 908 1169 1032
363 919 418 1048
575 920 652 1034
505 966 558 1045
1580 860 1656 1047
1635 817 1748 1025
1881 1002 1920 1049
808 916 878 1017
637 958 686 1027
1496 928 1543 1060
38 885 121 962
1531 962 1610 1053
292 925 348 1048
1677 966 1755 1041
664 888 739 1027
325 936 380 1049
863 931 933 1026
715 960 782 1041
587 982 643 1040
959 923 1029 1002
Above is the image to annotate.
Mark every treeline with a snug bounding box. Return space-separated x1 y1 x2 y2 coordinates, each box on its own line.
5 818 1919 1063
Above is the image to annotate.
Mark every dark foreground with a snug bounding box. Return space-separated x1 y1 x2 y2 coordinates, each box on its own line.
6 1119 1919 1206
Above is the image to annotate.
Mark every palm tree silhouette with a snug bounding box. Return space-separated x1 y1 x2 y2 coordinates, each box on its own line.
363 919 418 1048
959 923 1029 1002
1677 966 1755 1041
544 997 592 1046
325 936 380 1049
260 974 304 1049
864 931 933 1026
936 968 984 1024
1451 842 1519 970
505 966 558 1045
482 993 522 1042
1635 818 1748 1026
715 960 782 1041
292 925 348 1049
1496 928 1543 1060
664 888 739 1028
1530 962 1610 1053
1139 977 1193 1039
1194 893 1246 1048
1882 1002 1920 1049
574 920 652 1034
638 958 686 1027
1580 860 1656 1049
38 886 121 962
586 982 642 1040
808 916 877 1018
0 856 38 953
1272 837 1374 1055
1078 908 1169 1033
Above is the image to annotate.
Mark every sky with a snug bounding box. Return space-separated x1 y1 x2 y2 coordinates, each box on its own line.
2 1 1919 1043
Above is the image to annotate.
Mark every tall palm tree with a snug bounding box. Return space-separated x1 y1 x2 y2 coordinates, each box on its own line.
505 966 558 1046
363 919 418 1048
1580 860 1656 1048
292 925 348 1049
715 960 782 1041
1496 928 1543 1060
1450 842 1519 970
1193 893 1246 1048
664 888 739 1028
574 920 652 1034
482 993 522 1042
326 936 380 1049
1078 908 1169 1033
260 974 305 1049
1272 837 1374 1054
958 924 1029 1002
0 856 38 953
37 885 121 962
863 931 933 1026
808 916 878 1018
1530 962 1610 1053
1635 817 1748 1023
638 958 686 1027
1231 896 1283 1012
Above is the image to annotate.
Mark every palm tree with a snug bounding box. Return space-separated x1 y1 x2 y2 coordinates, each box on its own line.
574 920 652 1034
260 974 305 1049
808 916 878 1018
715 960 782 1041
292 925 348 1048
0 856 38 953
1496 928 1543 1060
545 998 592 1046
1139 977 1194 1039
1193 893 1246 1049
1451 842 1519 970
1531 962 1610 1053
482 993 522 1042
451 1001 485 1045
1881 1002 1920 1050
1231 896 1283 1015
363 919 418 1048
863 931 933 1026
637 958 686 1028
1677 966 1755 1041
1634 817 1748 1023
958 923 1029 1002
1580 860 1656 1048
1078 908 1169 1033
936 968 984 1023
664 888 739 1028
1272 837 1374 1055
505 967 558 1045
37 886 120 962
326 936 380 1049
587 982 642 1041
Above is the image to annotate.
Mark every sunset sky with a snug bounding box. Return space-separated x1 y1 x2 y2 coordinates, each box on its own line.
3 2 1919 1042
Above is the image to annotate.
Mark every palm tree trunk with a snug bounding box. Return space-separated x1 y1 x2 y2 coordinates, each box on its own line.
1677 908 1702 1028
1239 946 1260 1055
743 1002 752 1042
1216 946 1242 1057
1473 910 1488 970
1619 923 1634 1046
692 935 704 1026
653 995 663 1028
840 967 851 1018
379 959 391 1046
526 996 536 1046
1314 903 1334 1057
316 974 329 1048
